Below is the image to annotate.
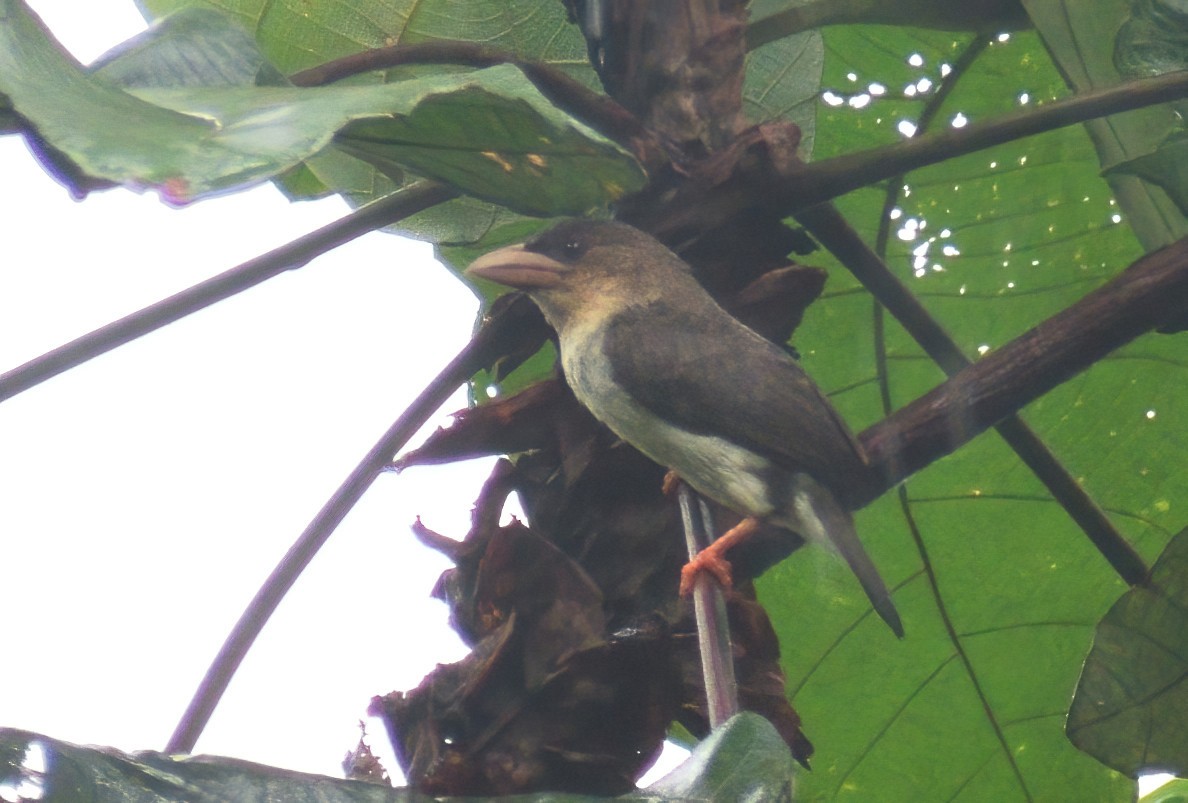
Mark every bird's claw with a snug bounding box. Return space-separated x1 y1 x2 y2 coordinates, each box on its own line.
661 470 682 497
680 548 734 596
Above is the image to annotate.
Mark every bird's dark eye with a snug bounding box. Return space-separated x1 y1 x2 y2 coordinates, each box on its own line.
561 239 585 259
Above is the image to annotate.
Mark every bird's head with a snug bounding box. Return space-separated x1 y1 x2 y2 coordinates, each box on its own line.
465 219 694 330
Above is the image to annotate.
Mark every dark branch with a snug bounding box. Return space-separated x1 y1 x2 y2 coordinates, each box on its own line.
166 294 544 754
789 70 1188 214
856 235 1188 572
632 71 1188 241
0 182 457 404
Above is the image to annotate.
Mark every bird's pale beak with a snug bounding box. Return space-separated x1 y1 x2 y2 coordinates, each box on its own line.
466 244 566 289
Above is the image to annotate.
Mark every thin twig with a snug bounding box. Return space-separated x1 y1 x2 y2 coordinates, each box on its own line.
165 294 541 754
785 70 1188 214
0 181 457 404
677 484 739 728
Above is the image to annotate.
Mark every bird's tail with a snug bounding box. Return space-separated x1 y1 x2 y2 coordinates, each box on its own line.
790 474 904 638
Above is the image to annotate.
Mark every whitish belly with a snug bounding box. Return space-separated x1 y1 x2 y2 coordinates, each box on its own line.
563 331 778 518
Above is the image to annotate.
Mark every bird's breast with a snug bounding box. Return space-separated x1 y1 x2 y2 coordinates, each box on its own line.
560 322 780 519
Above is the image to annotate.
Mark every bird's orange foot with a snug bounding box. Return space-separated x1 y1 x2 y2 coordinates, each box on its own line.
679 516 763 596
680 543 734 596
661 469 682 497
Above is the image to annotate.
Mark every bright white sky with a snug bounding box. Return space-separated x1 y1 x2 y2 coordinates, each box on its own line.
1 0 492 781
1 2 691 789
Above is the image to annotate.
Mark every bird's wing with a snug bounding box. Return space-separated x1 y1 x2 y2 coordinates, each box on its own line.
603 299 866 489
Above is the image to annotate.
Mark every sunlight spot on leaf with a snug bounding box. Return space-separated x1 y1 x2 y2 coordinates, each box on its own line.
997 32 1011 43
959 284 967 295
847 71 859 82
915 77 933 94
1019 155 1028 165
1018 91 1031 105
868 82 887 96
1155 499 1170 513
898 120 917 137
890 207 903 220
902 184 913 197
977 344 990 355
1031 259 1040 266
1111 213 1123 224
1007 281 1015 289
822 90 845 106
951 112 968 128
481 151 515 173
848 93 872 109
943 245 960 256
1146 409 1157 420
940 63 952 77
989 160 998 168
1003 242 1013 252
485 385 499 398
907 52 924 67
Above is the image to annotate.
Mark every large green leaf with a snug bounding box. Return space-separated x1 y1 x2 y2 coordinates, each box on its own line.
1020 0 1188 251
751 24 1185 801
0 0 642 213
135 0 599 244
1067 527 1188 778
0 715 791 802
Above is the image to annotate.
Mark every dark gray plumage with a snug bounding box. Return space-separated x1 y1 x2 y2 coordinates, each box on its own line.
467 219 903 636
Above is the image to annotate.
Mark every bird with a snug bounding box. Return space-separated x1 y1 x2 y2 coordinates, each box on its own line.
466 218 903 637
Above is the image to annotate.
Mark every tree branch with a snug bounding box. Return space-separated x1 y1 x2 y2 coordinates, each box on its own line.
0 181 457 404
631 71 1188 241
791 70 1188 211
166 294 544 754
856 235 1188 563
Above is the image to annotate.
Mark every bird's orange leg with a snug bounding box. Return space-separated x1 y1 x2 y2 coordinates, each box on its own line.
680 516 762 596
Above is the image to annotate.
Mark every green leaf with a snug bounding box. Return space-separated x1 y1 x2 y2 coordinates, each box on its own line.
90 7 288 88
632 713 796 801
743 27 824 157
1067 527 1188 777
136 0 602 242
1113 0 1188 79
0 0 642 212
136 0 596 84
0 728 428 802
0 720 788 802
1106 130 1188 217
1142 779 1188 803
1021 0 1188 251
